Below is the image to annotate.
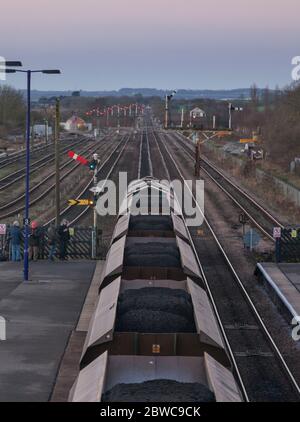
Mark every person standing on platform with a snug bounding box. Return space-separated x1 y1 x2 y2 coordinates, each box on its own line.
8 221 22 262
29 221 41 261
47 223 58 261
58 220 70 260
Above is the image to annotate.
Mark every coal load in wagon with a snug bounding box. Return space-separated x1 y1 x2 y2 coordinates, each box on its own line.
124 242 181 267
115 287 196 333
129 215 173 232
102 379 216 402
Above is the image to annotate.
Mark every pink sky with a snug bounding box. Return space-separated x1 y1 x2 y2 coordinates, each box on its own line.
1 0 300 90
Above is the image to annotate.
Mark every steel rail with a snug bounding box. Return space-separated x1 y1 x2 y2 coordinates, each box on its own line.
0 137 87 191
157 130 300 399
44 134 131 226
169 131 284 240
151 128 249 401
0 135 116 218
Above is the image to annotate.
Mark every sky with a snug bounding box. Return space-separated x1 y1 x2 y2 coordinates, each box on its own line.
0 0 300 91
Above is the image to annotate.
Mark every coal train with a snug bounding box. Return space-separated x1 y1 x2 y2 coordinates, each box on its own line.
69 177 243 402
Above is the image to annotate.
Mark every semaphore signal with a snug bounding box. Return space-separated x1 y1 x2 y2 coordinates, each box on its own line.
68 150 89 166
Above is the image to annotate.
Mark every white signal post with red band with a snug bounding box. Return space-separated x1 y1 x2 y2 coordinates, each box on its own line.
68 150 89 166
67 150 99 259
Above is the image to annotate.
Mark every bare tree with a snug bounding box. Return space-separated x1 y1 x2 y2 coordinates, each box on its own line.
250 83 258 110
0 85 25 135
263 85 270 113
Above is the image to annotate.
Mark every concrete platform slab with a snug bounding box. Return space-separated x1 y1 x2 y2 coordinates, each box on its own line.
51 260 105 402
0 260 96 402
51 331 87 402
77 261 105 332
256 263 300 323
0 262 24 301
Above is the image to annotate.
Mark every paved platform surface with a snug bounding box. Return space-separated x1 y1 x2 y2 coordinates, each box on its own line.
0 260 96 402
51 261 104 402
256 262 300 319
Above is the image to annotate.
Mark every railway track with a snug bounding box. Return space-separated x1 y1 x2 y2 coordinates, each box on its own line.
0 137 87 191
45 133 132 226
138 127 153 179
167 131 284 241
0 139 58 170
148 128 300 402
0 134 117 219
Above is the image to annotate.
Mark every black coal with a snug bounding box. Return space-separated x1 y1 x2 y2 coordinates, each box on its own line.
124 242 181 267
129 215 173 232
116 287 196 333
102 379 215 402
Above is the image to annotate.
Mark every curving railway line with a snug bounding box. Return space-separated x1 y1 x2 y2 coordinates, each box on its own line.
0 133 119 220
166 131 284 241
3 124 298 402
45 133 133 226
145 127 300 402
0 137 87 191
0 139 57 171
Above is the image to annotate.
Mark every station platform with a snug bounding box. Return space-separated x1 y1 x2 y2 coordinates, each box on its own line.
0 260 97 402
51 260 104 402
255 262 300 323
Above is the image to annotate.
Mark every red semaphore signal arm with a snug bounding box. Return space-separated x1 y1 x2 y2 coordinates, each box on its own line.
68 151 89 166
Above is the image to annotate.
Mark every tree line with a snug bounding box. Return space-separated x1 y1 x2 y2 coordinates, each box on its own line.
1 82 300 168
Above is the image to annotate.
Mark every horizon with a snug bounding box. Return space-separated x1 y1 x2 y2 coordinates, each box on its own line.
19 86 278 92
16 86 275 102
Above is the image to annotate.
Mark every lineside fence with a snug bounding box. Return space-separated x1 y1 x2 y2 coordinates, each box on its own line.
0 226 110 261
275 227 300 263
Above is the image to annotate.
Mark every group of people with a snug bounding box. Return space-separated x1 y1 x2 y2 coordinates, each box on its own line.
7 219 71 262
47 220 70 261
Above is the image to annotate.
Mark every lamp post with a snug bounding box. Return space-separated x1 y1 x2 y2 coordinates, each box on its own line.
0 60 22 67
54 98 61 227
1 67 61 281
44 118 49 144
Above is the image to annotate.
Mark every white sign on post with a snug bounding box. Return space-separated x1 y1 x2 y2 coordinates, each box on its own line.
0 224 6 235
273 227 281 239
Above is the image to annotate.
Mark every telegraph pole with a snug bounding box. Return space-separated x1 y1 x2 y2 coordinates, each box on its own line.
228 103 232 130
180 108 184 128
97 111 100 134
195 138 201 177
117 105 120 133
92 153 100 259
106 108 109 127
54 98 60 226
93 172 97 231
165 94 169 129
44 118 49 144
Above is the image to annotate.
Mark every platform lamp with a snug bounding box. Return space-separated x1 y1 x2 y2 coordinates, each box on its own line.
0 65 61 281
